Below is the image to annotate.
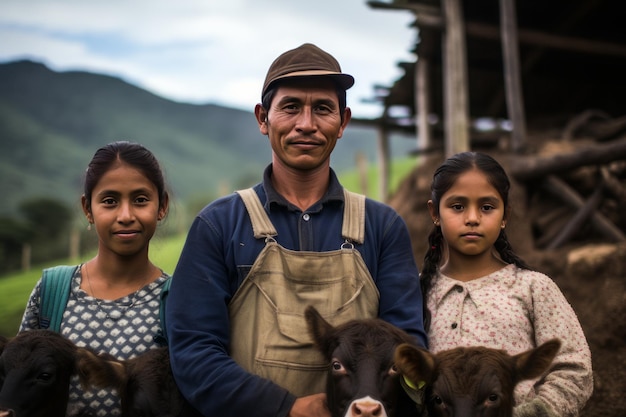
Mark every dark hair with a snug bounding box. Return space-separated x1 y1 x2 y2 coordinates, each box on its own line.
261 81 348 123
83 141 169 215
421 152 529 331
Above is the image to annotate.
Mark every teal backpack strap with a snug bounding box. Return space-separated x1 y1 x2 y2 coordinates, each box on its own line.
153 277 172 346
39 265 77 332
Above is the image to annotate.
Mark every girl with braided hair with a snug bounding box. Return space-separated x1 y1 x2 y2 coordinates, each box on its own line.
421 152 592 417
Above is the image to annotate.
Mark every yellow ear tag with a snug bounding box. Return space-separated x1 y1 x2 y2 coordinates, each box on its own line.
403 375 425 390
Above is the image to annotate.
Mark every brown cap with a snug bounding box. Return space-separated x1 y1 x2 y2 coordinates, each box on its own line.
262 43 355 97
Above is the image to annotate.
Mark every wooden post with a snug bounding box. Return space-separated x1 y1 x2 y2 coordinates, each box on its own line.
21 243 31 272
442 0 470 157
69 228 80 263
218 180 230 197
356 151 369 196
499 0 527 152
416 57 432 151
377 109 390 202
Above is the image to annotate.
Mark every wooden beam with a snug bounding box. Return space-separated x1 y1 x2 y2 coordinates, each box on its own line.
601 166 626 204
509 137 626 182
416 56 432 150
467 23 626 58
377 107 391 202
367 1 440 16
356 152 369 196
400 10 626 59
486 1 604 116
499 0 526 152
442 0 470 156
376 127 390 202
546 180 605 249
540 176 625 243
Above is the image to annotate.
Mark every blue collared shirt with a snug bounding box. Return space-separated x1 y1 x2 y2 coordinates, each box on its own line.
167 165 427 417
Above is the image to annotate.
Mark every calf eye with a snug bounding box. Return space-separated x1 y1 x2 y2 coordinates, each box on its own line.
37 372 53 382
433 395 443 405
331 360 346 374
389 364 399 375
487 393 499 402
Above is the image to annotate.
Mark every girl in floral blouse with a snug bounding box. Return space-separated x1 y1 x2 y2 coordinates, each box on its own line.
420 151 593 417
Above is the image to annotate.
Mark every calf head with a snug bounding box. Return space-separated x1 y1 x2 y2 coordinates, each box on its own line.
394 340 561 417
79 346 201 417
305 306 420 417
0 330 96 417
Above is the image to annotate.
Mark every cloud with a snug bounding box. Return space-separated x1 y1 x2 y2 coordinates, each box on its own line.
0 0 416 117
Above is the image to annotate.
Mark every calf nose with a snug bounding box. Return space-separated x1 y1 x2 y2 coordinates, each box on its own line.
349 396 387 417
0 409 15 417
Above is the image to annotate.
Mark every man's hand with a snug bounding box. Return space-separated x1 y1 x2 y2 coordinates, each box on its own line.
288 393 331 417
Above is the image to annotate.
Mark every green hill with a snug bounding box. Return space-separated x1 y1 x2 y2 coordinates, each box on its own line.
0 60 416 216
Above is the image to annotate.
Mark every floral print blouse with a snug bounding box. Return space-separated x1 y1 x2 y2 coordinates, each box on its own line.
427 264 593 417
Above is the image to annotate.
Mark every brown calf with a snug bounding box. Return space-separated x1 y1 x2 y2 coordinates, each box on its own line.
305 306 421 417
80 346 202 417
0 330 95 417
394 340 561 417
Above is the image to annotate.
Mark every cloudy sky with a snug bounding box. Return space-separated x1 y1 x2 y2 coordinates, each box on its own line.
0 0 417 118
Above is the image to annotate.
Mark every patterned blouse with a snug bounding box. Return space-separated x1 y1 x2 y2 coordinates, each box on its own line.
19 264 170 417
427 264 593 417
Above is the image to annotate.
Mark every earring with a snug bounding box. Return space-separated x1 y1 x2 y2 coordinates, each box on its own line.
87 222 92 231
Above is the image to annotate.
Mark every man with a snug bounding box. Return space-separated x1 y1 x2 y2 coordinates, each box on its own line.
166 43 427 417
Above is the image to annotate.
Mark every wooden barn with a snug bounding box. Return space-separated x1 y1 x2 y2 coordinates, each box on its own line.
360 3 626 416
360 0 626 246
361 0 626 205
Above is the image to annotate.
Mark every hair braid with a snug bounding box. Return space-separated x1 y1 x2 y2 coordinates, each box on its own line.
420 226 444 332
494 230 530 270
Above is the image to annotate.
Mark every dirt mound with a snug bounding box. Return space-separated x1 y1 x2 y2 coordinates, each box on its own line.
389 150 626 417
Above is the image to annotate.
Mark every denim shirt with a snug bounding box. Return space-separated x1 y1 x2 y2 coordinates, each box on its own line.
166 164 427 417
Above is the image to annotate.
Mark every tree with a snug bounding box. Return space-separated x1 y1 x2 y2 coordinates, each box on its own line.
19 198 72 239
0 216 33 273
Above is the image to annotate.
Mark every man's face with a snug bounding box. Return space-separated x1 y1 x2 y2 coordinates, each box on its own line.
258 79 351 173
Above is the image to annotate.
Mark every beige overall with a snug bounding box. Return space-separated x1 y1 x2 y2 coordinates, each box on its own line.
228 188 380 397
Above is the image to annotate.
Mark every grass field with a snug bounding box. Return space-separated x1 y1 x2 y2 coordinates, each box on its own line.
0 157 419 336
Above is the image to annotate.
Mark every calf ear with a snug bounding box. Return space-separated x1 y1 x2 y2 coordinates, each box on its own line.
76 348 127 391
513 339 561 381
305 305 335 357
394 343 436 384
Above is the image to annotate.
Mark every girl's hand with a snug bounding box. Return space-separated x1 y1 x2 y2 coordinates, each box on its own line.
513 398 557 417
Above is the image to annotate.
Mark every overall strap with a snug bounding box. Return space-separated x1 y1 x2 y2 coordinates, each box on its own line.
342 189 366 245
39 265 78 331
236 188 278 239
236 188 365 243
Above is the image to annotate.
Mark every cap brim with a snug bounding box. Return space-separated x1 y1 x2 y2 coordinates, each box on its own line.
264 70 355 95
